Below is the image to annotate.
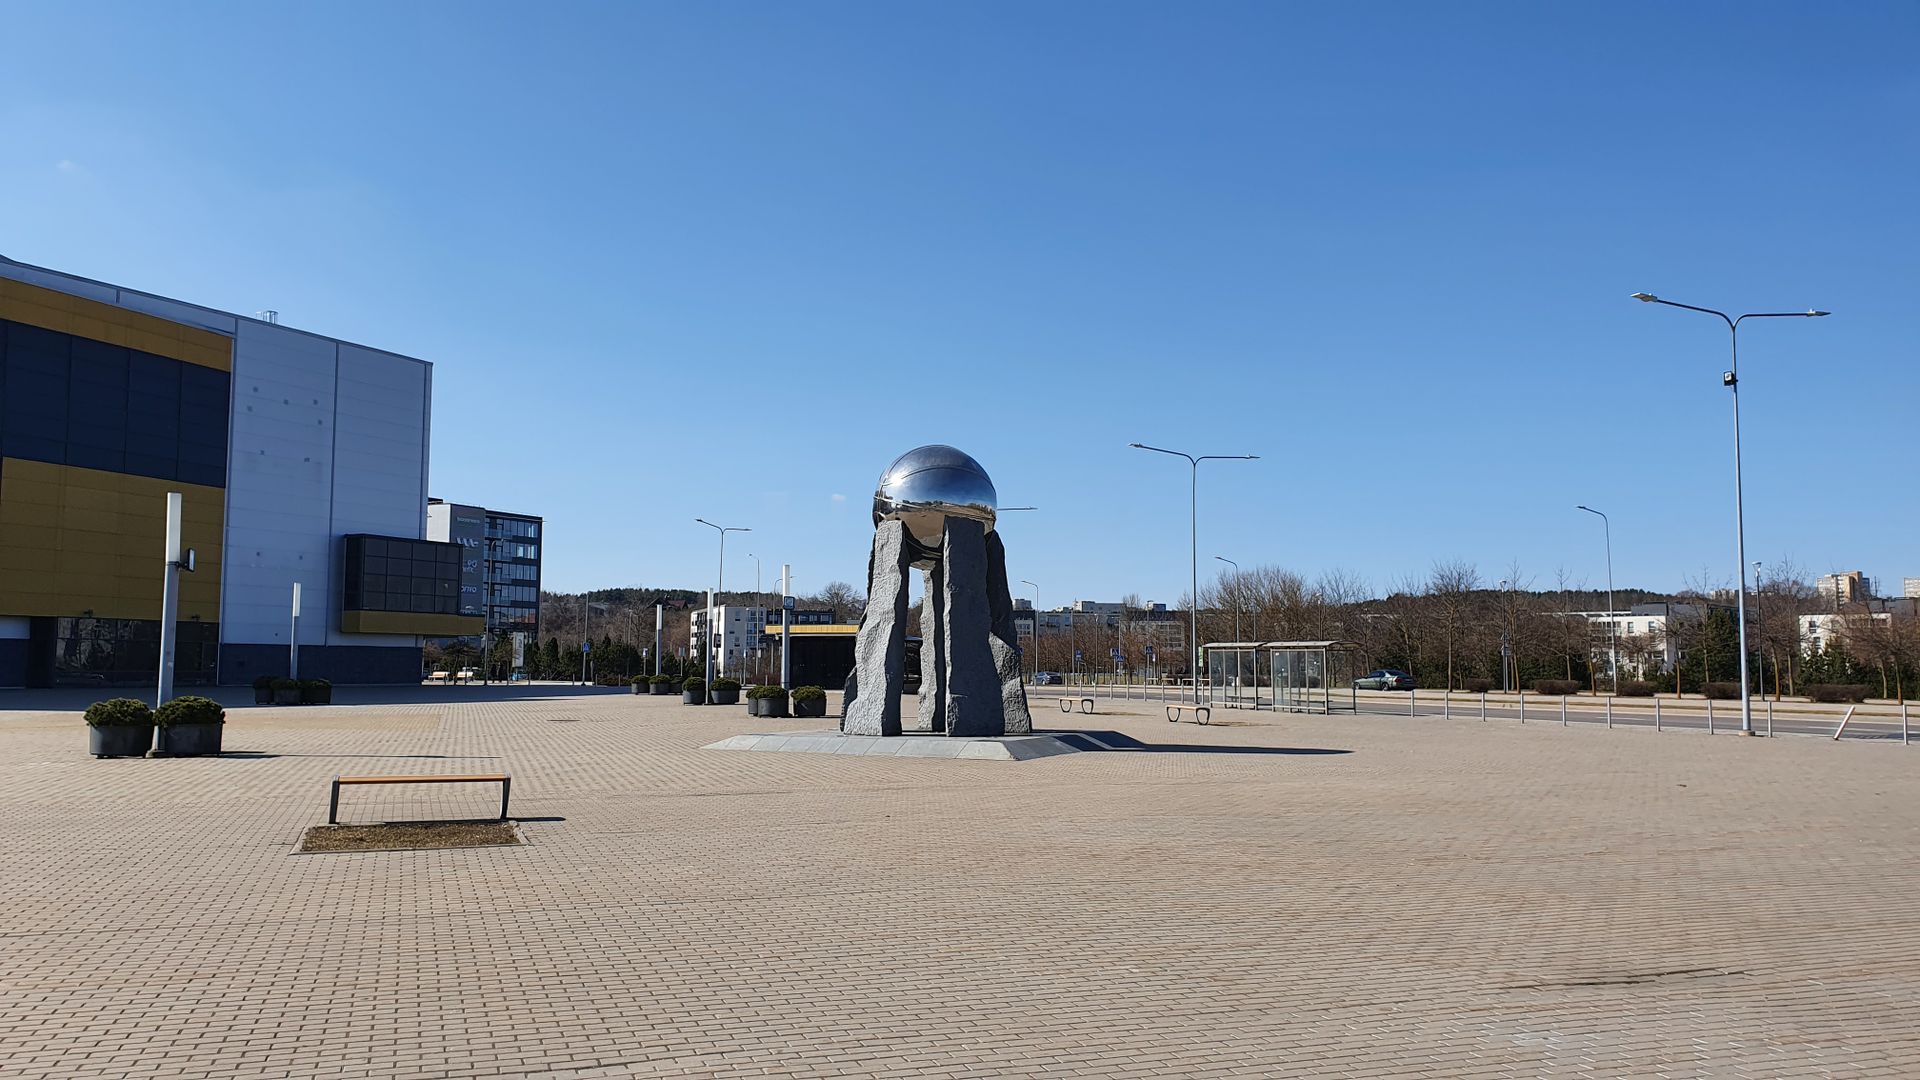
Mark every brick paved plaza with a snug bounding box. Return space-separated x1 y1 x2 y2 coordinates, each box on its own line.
3 687 1917 1078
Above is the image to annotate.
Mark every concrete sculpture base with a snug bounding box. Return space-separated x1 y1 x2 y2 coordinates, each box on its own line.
705 730 1086 761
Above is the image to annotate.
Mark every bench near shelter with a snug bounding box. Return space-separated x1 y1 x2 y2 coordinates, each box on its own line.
328 773 512 825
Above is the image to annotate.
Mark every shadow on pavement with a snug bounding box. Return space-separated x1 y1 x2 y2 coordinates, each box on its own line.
0 682 635 713
1041 730 1352 755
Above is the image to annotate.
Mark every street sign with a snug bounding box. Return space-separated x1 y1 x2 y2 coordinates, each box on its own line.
582 640 592 653
1145 645 1156 659
1073 649 1083 662
783 595 795 610
1111 648 1123 660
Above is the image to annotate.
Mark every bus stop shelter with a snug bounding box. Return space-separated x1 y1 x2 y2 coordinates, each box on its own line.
1268 640 1361 714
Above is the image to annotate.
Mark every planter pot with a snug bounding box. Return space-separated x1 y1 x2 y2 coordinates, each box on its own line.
273 688 301 705
711 688 740 706
649 683 674 695
631 684 645 695
89 724 154 758
793 697 826 719
301 687 332 705
156 722 223 756
751 698 789 719
682 690 706 705
254 688 274 705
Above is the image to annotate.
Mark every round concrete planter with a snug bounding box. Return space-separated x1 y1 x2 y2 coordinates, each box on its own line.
793 697 827 719
156 722 223 756
272 687 301 705
749 697 788 718
710 688 740 706
682 689 706 705
253 688 274 705
648 683 674 696
89 724 154 758
631 683 645 695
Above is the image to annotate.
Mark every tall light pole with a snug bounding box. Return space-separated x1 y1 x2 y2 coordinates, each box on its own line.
695 518 749 686
747 552 765 682
1632 292 1829 734
1213 556 1243 642
1020 579 1039 679
1575 505 1616 692
1130 443 1259 703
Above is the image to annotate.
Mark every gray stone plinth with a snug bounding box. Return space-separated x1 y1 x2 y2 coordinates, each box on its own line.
917 563 947 733
844 520 912 737
704 730 1088 761
985 530 1033 735
939 517 1004 737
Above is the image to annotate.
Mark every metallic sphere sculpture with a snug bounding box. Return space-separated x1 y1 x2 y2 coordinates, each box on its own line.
845 445 1031 739
873 444 997 562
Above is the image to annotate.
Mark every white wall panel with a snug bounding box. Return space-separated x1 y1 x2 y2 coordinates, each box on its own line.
326 344 430 646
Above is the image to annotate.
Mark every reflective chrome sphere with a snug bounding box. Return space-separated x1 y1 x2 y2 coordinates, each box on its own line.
872 444 997 555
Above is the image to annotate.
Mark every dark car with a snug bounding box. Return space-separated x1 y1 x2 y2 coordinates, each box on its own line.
1354 669 1415 691
1032 671 1063 686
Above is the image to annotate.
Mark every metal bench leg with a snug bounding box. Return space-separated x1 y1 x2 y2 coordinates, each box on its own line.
329 779 341 825
500 777 512 821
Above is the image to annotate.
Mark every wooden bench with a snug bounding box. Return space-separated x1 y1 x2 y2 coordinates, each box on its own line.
328 773 511 825
1059 696 1096 714
425 671 451 683
1166 703 1212 725
455 668 478 684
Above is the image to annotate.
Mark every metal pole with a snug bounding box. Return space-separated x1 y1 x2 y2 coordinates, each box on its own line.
1480 692 1487 721
1606 696 1612 728
157 492 182 708
1518 691 1525 723
1707 698 1714 734
1832 704 1856 741
1902 700 1909 746
780 564 792 691
1443 689 1450 720
1561 696 1567 726
1655 697 1662 731
1767 698 1774 738
654 604 663 677
289 582 301 681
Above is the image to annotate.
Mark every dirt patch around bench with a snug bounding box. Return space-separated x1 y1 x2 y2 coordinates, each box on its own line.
297 820 523 854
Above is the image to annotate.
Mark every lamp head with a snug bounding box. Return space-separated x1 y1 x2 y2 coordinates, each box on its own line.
1631 292 1658 303
1808 310 1830 317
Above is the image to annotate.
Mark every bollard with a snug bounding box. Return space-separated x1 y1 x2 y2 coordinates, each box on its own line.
1561 696 1568 726
1655 697 1662 731
1606 697 1613 729
1480 692 1487 722
1410 688 1417 718
1444 689 1451 720
1518 691 1525 723
1832 704 1858 741
1767 699 1774 738
1707 698 1714 735
1903 700 1909 746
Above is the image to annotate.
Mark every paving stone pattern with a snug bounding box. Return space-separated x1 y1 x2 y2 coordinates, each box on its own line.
2 689 1918 1078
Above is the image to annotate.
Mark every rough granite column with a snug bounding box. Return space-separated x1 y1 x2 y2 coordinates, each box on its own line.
844 520 911 736
940 517 1004 737
985 531 1033 735
917 564 947 733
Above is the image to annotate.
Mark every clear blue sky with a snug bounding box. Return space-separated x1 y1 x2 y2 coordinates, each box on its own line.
4 2 1915 604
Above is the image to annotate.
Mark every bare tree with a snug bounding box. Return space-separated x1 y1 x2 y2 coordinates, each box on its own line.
1427 560 1480 691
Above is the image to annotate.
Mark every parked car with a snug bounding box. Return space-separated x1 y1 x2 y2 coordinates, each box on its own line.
1032 671 1062 686
1354 669 1415 691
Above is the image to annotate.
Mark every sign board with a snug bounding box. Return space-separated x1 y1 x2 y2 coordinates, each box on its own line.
783 596 795 610
1073 649 1082 662
1111 648 1123 660
582 640 592 653
1145 645 1156 659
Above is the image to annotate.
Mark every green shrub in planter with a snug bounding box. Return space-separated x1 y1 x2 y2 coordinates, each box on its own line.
252 674 276 704
85 698 154 758
1702 682 1741 701
1530 679 1581 696
1618 680 1656 698
271 677 302 705
681 676 706 705
747 684 789 718
300 679 332 705
648 674 674 695
631 675 648 695
1461 678 1495 694
1808 683 1870 704
155 695 225 756
791 685 827 718
710 677 741 705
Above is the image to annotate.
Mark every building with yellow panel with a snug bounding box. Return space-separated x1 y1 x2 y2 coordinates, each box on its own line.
0 256 480 687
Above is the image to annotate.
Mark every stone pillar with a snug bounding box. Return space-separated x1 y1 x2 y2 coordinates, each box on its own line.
985 531 1033 735
917 564 947 733
940 517 1004 737
844 520 912 736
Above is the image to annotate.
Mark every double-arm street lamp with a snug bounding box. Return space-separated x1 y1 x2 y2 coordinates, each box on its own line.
695 518 750 687
1574 505 1616 692
1632 293 1829 734
1130 443 1259 703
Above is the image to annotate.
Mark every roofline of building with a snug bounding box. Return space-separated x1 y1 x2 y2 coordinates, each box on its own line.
0 254 432 369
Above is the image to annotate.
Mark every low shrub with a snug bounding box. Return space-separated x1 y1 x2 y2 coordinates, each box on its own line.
791 685 826 705
649 674 672 685
747 684 788 701
711 677 741 691
1530 679 1581 696
1461 678 1495 694
681 677 706 692
1702 682 1742 700
271 678 299 691
85 698 153 727
252 674 275 691
631 676 648 687
155 695 225 726
303 678 331 691
1617 680 1656 698
1807 683 1870 704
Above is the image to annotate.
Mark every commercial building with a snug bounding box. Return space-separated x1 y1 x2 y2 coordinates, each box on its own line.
1904 577 1920 600
426 500 543 647
0 257 478 687
689 605 772 678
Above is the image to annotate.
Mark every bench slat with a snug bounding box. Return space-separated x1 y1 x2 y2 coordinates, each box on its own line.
336 774 509 785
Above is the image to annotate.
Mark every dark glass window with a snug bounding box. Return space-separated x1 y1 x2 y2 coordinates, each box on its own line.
341 534 465 616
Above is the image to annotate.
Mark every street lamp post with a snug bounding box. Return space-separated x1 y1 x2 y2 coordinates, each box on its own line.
1020 579 1039 679
1213 556 1243 642
695 518 750 687
1130 443 1259 704
1632 292 1829 734
1575 505 1616 692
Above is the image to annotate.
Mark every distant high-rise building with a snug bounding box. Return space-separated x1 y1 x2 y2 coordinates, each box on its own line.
1816 571 1873 605
427 500 543 645
1905 577 1920 600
